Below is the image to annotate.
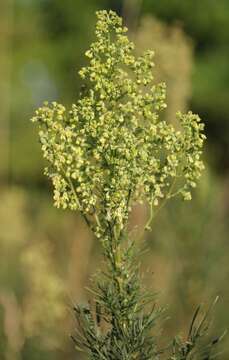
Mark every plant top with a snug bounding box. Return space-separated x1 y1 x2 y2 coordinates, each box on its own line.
31 10 205 239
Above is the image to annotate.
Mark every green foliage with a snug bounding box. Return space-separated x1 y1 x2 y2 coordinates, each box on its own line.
169 297 226 360
73 242 163 359
31 10 223 360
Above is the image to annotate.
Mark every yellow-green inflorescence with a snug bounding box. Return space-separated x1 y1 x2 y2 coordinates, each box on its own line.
31 10 205 239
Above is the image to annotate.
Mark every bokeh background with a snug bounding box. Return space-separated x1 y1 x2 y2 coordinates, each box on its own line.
1 0 229 359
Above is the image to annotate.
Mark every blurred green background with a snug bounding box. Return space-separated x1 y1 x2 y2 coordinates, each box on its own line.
1 0 229 359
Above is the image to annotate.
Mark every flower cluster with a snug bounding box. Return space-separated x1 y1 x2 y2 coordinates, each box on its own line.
31 10 205 236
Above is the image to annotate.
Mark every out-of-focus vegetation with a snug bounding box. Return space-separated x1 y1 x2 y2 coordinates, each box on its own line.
142 0 229 170
0 188 69 359
0 0 228 359
135 15 193 122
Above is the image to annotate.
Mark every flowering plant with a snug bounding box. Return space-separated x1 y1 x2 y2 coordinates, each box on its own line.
32 10 223 360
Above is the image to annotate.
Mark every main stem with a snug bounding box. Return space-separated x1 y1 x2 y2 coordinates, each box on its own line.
73 214 161 358
96 220 158 358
